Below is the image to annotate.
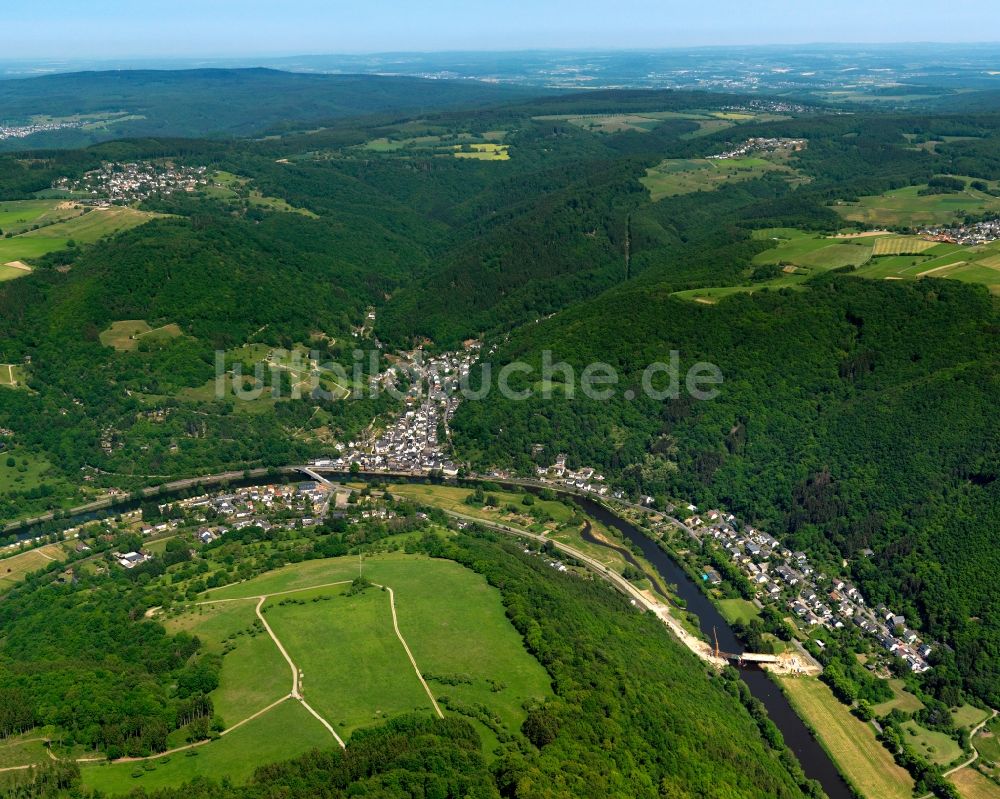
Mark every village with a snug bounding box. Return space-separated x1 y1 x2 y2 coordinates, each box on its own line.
323 345 478 476
708 136 808 160
920 216 1000 245
52 161 210 204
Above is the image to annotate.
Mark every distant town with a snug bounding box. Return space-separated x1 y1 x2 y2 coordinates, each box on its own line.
0 119 84 141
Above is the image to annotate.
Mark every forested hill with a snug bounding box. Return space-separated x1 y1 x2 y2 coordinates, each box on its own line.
0 68 544 148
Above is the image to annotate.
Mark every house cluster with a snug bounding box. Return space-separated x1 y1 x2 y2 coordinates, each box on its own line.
688 513 933 673
52 162 209 204
332 347 479 476
0 120 84 141
535 453 610 496
171 482 328 539
709 137 807 160
920 217 1000 246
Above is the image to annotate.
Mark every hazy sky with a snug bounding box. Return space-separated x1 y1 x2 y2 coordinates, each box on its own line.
4 1 1000 58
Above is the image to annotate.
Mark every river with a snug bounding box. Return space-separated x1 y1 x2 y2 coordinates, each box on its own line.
572 494 854 799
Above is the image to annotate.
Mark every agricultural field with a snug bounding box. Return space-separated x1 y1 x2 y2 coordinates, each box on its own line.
100 320 183 352
453 143 510 161
834 178 1000 227
533 109 787 137
900 719 964 767
0 263 32 281
676 230 1000 304
0 199 79 234
951 768 1000 799
871 236 941 256
0 203 160 272
779 676 914 799
642 155 804 200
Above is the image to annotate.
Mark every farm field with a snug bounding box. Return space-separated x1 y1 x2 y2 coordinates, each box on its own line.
0 263 32 281
834 179 1000 227
80 699 330 796
0 199 82 234
0 204 160 271
21 205 159 242
900 719 964 767
676 229 1000 304
951 768 1000 799
642 155 802 200
778 675 914 799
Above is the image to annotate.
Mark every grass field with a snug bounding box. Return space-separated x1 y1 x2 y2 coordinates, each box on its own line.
951 768 1000 799
953 705 993 730
100 320 183 352
0 543 67 591
387 483 574 527
0 737 49 769
0 264 32 281
872 679 925 716
717 597 761 625
0 451 56 495
675 229 1000 304
901 719 964 767
0 363 26 387
0 204 159 272
195 552 550 755
835 180 1000 227
266 585 433 733
642 156 802 200
79 699 330 796
974 717 1000 765
163 599 290 724
779 676 914 799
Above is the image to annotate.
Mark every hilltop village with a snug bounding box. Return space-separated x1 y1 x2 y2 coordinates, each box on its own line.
52 162 210 204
